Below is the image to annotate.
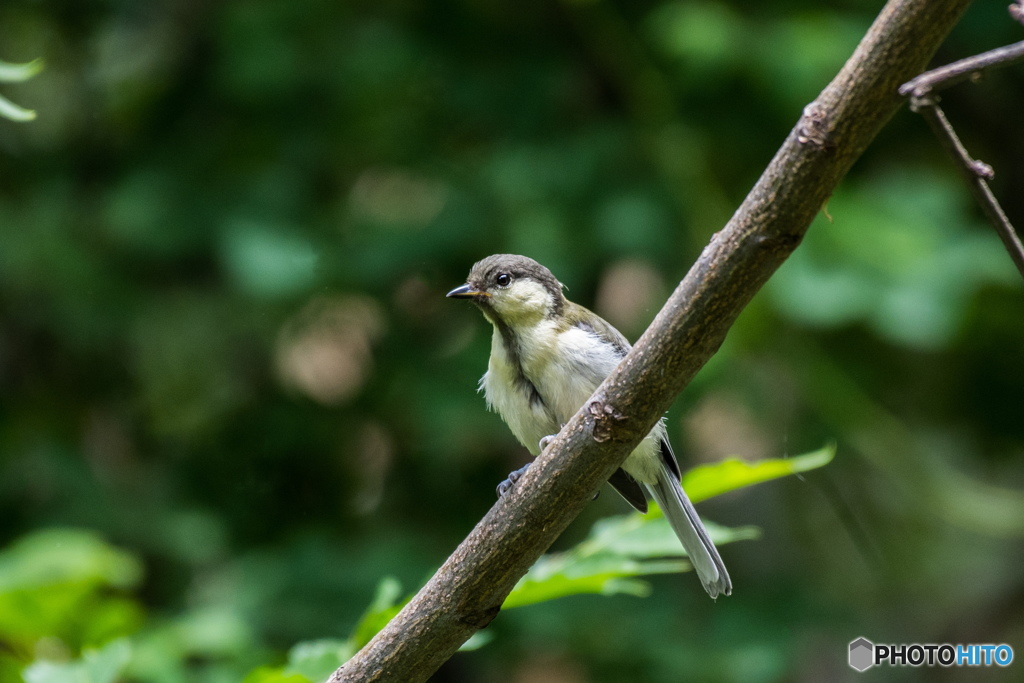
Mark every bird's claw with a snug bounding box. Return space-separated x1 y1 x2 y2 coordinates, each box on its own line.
538 424 565 452
497 463 531 498
495 459 599 501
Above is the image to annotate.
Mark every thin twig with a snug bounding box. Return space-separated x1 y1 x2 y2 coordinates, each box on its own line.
914 103 1024 277
899 41 1024 97
898 4 1024 279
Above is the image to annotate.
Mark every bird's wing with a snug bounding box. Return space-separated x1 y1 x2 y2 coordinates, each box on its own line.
659 434 682 481
565 302 660 513
566 302 632 357
577 310 683 485
607 468 648 512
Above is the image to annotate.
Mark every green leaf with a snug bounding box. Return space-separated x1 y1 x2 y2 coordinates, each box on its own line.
0 59 40 121
503 446 833 609
284 639 353 683
584 516 761 559
681 443 836 504
0 528 142 593
503 570 654 610
0 92 36 121
458 631 494 652
503 514 761 609
22 638 131 683
278 579 407 680
335 448 834 645
0 58 43 82
242 667 312 683
349 577 407 650
0 529 144 648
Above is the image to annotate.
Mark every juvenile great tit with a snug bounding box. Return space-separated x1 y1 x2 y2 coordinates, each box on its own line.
447 254 732 598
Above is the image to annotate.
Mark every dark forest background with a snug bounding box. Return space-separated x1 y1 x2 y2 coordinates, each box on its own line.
1 1 1023 681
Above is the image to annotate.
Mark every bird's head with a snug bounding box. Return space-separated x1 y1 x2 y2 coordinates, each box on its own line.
447 254 565 327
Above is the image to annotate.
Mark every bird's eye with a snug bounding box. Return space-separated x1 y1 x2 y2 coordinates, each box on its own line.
496 273 512 287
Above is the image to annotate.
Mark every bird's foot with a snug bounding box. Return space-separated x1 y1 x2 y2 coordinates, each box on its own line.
538 424 565 452
496 463 531 498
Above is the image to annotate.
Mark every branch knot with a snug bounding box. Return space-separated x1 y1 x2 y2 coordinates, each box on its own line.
1011 2 1024 26
797 102 833 148
588 400 627 443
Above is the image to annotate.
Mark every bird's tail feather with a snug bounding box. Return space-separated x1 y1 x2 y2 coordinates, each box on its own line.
644 463 732 598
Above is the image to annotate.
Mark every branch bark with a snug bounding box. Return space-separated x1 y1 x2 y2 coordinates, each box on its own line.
332 1 973 680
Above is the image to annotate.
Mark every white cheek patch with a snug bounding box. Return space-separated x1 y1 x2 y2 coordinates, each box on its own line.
493 280 553 322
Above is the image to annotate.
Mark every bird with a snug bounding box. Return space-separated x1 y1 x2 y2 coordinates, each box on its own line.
447 254 731 598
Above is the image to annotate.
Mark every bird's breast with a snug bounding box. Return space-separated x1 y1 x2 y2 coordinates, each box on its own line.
531 324 620 421
482 328 556 454
483 323 624 453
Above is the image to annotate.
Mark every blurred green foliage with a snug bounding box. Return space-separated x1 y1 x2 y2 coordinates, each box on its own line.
0 530 141 664
23 639 131 683
0 57 40 122
1 0 1023 681
0 450 830 682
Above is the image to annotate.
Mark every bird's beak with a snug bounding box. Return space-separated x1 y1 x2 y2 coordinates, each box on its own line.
446 283 488 299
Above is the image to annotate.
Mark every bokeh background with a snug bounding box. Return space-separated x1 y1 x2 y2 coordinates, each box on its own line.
2 0 1023 681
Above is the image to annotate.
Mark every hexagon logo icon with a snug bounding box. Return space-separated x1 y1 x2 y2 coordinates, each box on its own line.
849 637 875 672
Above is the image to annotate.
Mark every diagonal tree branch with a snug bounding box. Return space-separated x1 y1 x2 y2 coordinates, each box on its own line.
331 0 974 680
